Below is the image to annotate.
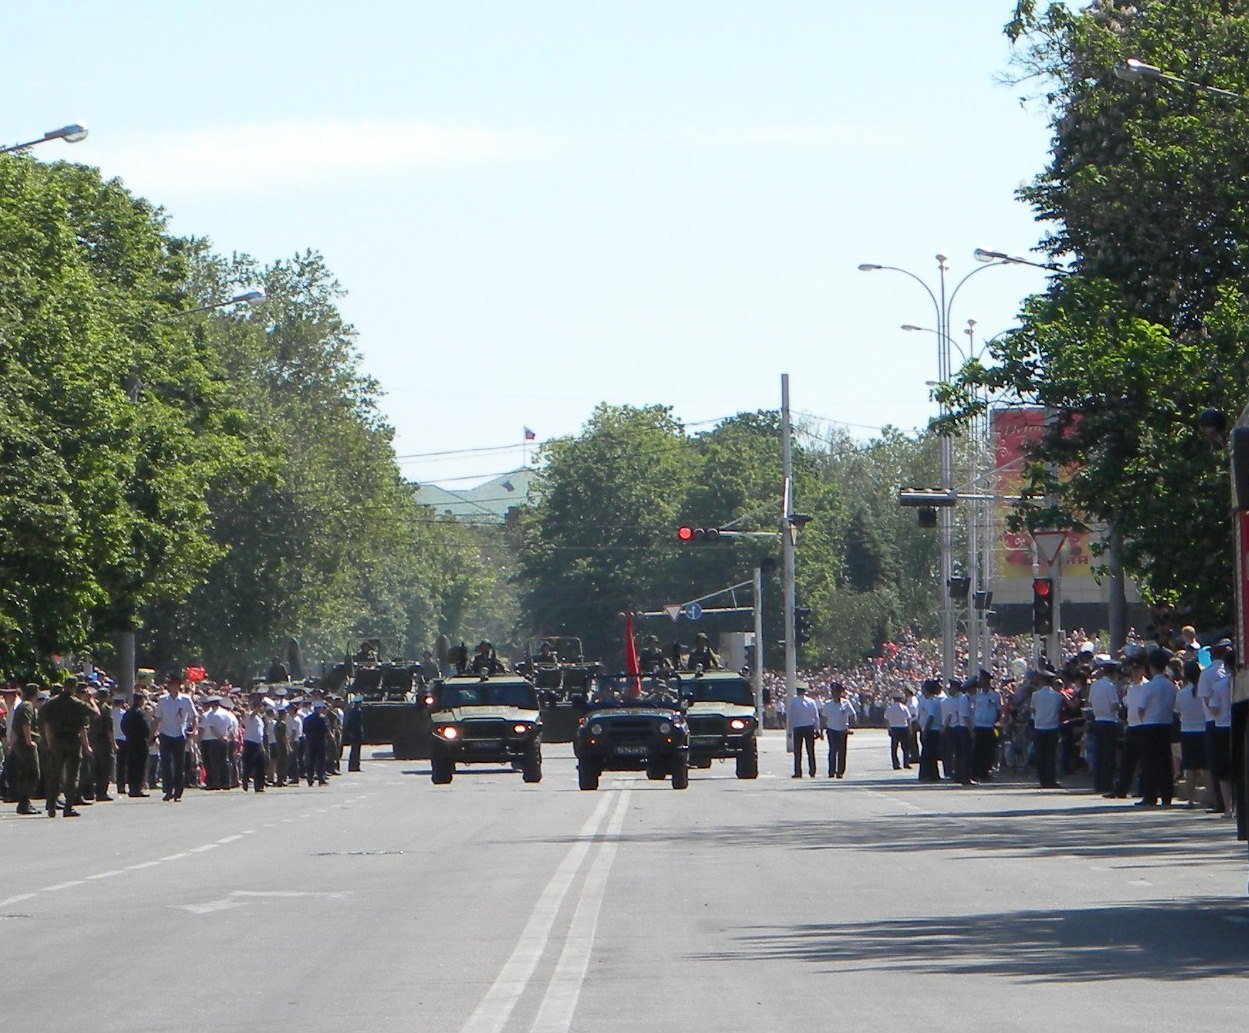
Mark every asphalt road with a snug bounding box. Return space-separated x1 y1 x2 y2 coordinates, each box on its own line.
4 729 1249 1033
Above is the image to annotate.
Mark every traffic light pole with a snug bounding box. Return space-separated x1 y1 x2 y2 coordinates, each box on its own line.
781 374 797 701
753 565 764 732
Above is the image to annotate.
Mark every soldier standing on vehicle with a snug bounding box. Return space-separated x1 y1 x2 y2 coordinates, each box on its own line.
10 684 41 814
470 641 504 675
638 635 665 673
686 633 721 671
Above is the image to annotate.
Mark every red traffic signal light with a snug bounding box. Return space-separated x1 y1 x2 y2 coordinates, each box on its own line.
1032 578 1052 597
1031 577 1054 634
676 526 721 543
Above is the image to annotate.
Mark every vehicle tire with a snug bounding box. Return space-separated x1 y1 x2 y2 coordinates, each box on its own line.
671 752 689 790
431 755 454 784
522 746 542 783
393 736 419 761
577 762 599 791
646 767 666 781
736 738 759 779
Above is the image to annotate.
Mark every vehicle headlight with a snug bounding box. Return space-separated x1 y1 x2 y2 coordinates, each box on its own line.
729 718 749 731
440 726 459 740
658 721 672 735
589 722 603 736
512 723 530 734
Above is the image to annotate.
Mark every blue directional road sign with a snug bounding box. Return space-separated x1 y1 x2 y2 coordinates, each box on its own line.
683 603 703 621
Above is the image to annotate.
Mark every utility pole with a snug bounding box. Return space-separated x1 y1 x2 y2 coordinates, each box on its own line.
752 564 764 729
781 374 797 700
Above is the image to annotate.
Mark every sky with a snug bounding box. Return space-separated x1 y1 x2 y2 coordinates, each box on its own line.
9 1 1062 487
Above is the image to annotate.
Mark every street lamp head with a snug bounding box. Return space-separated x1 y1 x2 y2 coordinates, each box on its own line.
974 248 1006 263
232 288 265 306
857 263 882 272
46 123 89 144
900 324 928 333
1116 57 1164 82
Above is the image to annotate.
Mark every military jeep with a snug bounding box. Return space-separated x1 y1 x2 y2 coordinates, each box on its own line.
573 676 690 790
429 674 543 784
677 670 759 778
350 662 433 760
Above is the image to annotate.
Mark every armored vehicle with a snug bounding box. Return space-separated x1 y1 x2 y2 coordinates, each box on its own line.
429 674 543 784
678 670 759 778
573 675 689 790
515 637 604 743
350 662 433 760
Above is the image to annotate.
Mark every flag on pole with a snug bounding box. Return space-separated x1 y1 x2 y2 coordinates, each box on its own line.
523 426 536 441
623 612 641 699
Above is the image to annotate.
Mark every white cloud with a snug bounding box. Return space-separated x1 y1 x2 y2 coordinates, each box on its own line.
90 118 555 197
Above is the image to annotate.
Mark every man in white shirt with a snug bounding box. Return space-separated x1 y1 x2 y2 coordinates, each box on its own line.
1136 648 1177 807
198 698 231 790
786 684 820 779
916 679 946 783
1205 649 1235 818
1030 668 1064 788
1111 653 1149 799
885 694 912 770
941 681 968 784
1199 639 1233 813
971 672 1001 783
152 673 197 802
820 683 857 779
241 696 269 793
1088 656 1122 795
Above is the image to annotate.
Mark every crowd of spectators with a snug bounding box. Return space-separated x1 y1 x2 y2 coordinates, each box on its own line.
0 663 362 817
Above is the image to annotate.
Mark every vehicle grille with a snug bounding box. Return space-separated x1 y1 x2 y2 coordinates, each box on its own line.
461 719 508 739
686 715 726 737
602 717 661 745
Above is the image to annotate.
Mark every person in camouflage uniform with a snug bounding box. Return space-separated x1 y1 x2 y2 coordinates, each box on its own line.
40 680 96 817
84 687 115 802
10 684 41 815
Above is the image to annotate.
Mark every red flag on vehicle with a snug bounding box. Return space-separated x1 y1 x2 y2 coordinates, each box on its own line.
623 612 641 699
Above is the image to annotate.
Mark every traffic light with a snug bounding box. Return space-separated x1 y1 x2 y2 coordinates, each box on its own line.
948 576 970 600
1031 577 1054 635
676 526 721 543
793 606 813 646
917 507 938 528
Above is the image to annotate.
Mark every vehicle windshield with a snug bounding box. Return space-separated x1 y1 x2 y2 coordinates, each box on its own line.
437 682 540 710
681 678 754 706
588 675 680 710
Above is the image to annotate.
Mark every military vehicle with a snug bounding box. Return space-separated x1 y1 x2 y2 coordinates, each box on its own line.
349 661 434 760
428 673 543 784
573 675 689 790
515 637 604 743
677 669 759 778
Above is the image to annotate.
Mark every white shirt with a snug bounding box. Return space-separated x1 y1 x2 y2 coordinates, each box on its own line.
1123 679 1147 728
884 701 911 729
112 704 127 743
243 712 266 744
786 694 820 730
1175 684 1207 733
153 693 196 737
918 693 946 731
821 699 856 733
1209 672 1232 729
940 694 963 730
1198 660 1226 723
1089 677 1120 722
288 712 304 739
1031 686 1062 731
972 690 1000 728
200 708 231 741
1139 674 1176 726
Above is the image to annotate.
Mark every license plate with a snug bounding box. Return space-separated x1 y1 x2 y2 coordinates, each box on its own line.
613 744 648 756
468 740 501 750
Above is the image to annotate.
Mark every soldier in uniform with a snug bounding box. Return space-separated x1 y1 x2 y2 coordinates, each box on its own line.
638 636 666 673
343 696 364 772
10 684 41 814
272 701 290 786
303 700 330 785
469 641 504 675
40 680 96 817
325 697 343 775
85 687 115 801
685 633 721 671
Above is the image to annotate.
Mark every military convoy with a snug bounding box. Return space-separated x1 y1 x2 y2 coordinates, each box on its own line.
678 669 759 779
573 676 690 790
428 674 543 784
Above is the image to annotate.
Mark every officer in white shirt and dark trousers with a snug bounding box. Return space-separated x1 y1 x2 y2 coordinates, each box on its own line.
241 697 268 793
971 672 1001 783
885 695 912 770
916 679 945 782
820 684 856 779
1136 647 1177 807
1030 668 1064 789
152 672 197 802
787 685 820 779
1088 656 1122 795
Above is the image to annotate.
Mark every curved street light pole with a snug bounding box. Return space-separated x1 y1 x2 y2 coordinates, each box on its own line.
860 254 1014 683
1 123 89 156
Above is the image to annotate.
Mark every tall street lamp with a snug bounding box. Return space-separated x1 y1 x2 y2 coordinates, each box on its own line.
1115 58 1247 101
858 252 1021 683
1 123 89 156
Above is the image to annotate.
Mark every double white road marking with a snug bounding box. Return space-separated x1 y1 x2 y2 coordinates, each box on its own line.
460 788 631 1033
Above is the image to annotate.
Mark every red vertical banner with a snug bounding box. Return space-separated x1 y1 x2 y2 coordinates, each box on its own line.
624 612 641 698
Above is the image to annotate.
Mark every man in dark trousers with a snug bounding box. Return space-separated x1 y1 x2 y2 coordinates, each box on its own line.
343 697 365 772
120 692 152 797
40 680 96 817
786 684 820 779
9 684 41 814
303 700 330 786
